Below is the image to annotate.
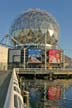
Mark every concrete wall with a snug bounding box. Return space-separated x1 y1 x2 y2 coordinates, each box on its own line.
0 45 8 70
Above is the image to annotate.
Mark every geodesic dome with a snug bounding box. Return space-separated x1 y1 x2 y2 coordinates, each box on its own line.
9 9 60 46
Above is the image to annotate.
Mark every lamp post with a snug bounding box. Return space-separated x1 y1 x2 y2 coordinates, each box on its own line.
45 33 47 70
44 33 47 108
24 48 26 69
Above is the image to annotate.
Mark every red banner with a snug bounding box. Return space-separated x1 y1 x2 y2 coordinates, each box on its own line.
49 50 62 63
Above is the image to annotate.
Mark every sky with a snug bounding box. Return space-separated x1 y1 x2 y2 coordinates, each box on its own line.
0 0 72 57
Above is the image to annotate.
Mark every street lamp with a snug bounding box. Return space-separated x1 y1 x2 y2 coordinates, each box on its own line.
45 33 47 70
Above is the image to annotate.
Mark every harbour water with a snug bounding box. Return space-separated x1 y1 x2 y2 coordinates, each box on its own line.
59 85 72 108
22 79 72 108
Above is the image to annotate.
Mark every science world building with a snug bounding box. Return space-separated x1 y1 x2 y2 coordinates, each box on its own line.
0 9 72 108
9 9 60 47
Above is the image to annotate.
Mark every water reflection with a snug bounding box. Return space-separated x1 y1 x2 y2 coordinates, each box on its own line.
22 79 72 108
59 86 72 108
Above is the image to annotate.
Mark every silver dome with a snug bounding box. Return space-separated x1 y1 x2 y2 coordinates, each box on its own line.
9 9 60 46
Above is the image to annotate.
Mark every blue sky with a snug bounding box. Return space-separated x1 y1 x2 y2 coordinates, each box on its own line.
0 0 72 57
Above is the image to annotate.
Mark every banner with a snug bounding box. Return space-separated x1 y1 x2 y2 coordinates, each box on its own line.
9 49 21 63
49 50 63 64
28 49 42 63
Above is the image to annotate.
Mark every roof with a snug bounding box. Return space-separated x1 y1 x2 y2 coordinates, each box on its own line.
0 71 12 108
10 9 59 35
64 55 72 68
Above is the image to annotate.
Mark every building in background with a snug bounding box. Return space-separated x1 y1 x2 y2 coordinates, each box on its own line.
9 9 60 48
0 9 72 108
0 45 8 70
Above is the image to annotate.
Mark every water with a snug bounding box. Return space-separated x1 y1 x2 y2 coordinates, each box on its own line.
29 87 42 108
24 80 72 108
59 86 72 108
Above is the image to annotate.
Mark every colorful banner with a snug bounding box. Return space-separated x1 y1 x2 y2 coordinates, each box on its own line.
28 49 42 63
49 50 62 63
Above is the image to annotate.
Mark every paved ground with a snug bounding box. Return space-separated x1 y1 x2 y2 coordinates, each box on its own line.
0 71 12 108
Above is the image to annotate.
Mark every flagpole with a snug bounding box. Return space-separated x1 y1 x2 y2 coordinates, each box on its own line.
45 33 47 70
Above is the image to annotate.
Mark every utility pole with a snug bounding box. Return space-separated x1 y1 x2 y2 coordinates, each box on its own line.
45 33 47 70
24 48 26 69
